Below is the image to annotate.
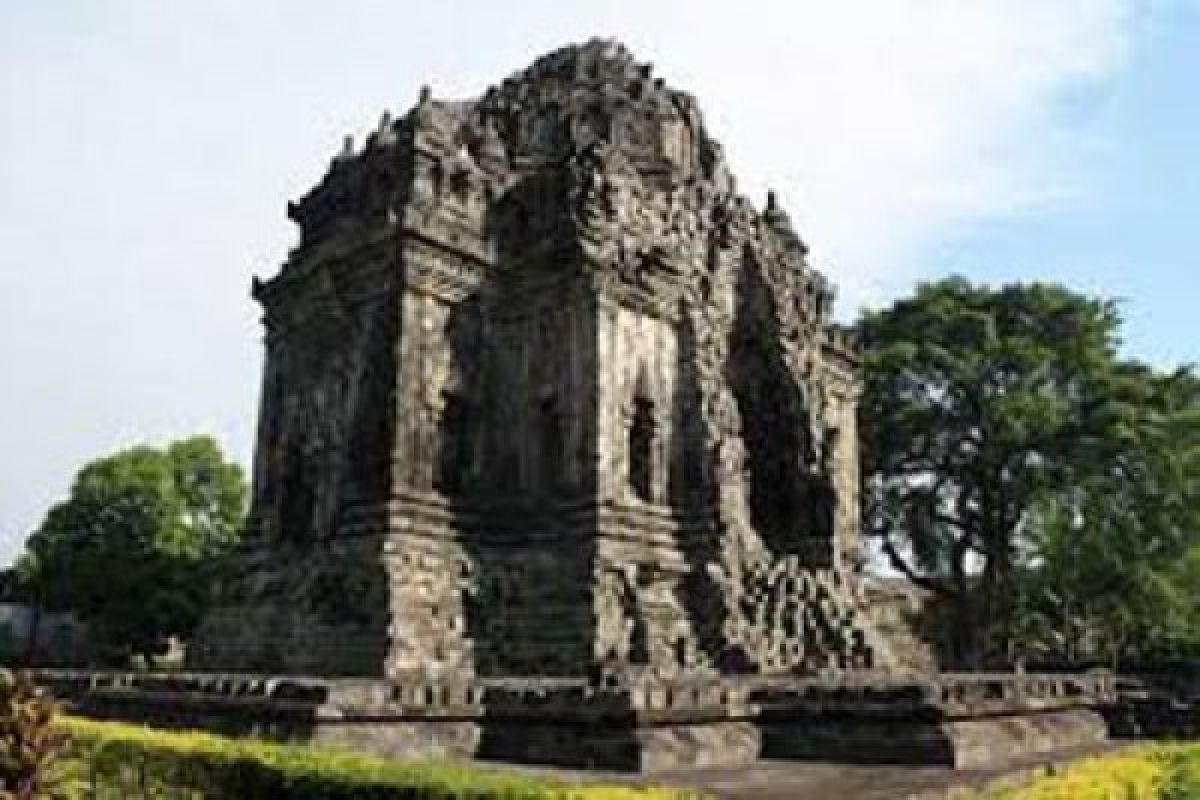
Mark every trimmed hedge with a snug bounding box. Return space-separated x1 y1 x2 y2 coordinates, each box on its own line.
59 716 700 799
978 744 1200 799
57 714 1200 799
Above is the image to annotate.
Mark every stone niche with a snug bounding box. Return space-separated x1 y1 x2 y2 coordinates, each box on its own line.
155 38 1116 773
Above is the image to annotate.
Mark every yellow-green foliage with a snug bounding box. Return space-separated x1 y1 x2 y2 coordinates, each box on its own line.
58 715 700 799
978 744 1200 800
1170 745 1200 798
0 670 72 799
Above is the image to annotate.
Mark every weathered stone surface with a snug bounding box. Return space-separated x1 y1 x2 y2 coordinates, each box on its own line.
190 36 884 683
1102 674 1200 739
40 670 482 760
753 672 1116 769
41 669 1117 773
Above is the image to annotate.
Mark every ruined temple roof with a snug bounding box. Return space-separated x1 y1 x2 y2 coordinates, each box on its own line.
266 38 860 395
320 38 728 193
494 37 645 96
436 38 717 183
285 40 844 321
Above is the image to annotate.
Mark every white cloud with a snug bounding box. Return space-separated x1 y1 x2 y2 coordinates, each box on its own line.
607 0 1137 308
0 1 1140 560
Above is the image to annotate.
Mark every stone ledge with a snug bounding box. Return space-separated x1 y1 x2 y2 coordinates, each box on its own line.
760 708 1108 770
35 669 1117 773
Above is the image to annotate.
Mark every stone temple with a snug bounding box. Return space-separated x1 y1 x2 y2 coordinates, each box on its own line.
53 40 1115 772
191 37 881 682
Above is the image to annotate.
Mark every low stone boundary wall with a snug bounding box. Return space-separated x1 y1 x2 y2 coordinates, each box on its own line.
1103 673 1200 740
750 672 1113 768
478 678 760 771
34 669 1118 773
37 669 484 760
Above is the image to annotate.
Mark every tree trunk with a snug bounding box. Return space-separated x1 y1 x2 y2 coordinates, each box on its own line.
22 601 41 667
950 548 978 669
953 596 980 669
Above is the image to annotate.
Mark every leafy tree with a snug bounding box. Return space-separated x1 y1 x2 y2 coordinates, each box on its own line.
21 436 246 665
1019 365 1200 667
858 277 1126 667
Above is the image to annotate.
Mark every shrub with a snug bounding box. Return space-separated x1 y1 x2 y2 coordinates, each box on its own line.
979 745 1200 800
0 670 72 800
1163 745 1200 800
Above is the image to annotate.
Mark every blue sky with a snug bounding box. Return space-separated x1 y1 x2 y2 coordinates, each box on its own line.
0 1 1196 562
933 3 1199 367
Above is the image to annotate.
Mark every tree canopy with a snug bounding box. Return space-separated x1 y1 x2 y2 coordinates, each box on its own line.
19 436 246 664
1017 365 1200 667
858 276 1199 667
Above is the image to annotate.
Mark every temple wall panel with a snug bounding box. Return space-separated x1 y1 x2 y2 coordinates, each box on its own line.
598 304 679 506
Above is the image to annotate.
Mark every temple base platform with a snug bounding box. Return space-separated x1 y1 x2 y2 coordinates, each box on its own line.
37 670 1116 773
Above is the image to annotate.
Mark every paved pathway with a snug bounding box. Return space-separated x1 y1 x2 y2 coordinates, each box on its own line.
488 742 1128 799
